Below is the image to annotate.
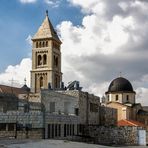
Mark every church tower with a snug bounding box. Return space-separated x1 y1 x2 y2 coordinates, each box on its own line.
31 11 62 93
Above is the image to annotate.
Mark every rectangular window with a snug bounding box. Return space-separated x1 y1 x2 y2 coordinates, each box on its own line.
64 102 70 114
72 124 74 135
48 124 51 138
0 123 6 131
75 108 79 116
50 102 55 113
55 124 57 137
90 103 98 112
127 95 129 101
115 95 118 101
52 124 54 138
64 124 66 137
67 124 69 136
8 123 15 131
58 124 61 137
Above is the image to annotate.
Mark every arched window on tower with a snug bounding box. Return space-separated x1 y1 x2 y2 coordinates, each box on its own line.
38 55 42 66
43 42 45 47
55 76 58 88
36 42 38 48
56 57 58 67
43 54 47 65
40 76 43 88
39 42 42 48
115 95 118 101
54 56 58 67
46 41 48 47
126 95 129 102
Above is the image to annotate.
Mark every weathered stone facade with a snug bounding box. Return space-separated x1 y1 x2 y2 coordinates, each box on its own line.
0 93 18 112
58 90 100 125
99 106 117 126
83 125 142 145
0 111 44 139
41 90 80 139
31 12 62 93
44 113 79 139
0 111 43 128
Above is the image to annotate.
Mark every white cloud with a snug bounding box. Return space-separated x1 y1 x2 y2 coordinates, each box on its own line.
57 0 148 106
0 58 31 87
44 0 61 8
1 0 148 107
19 0 37 3
136 87 148 106
26 35 32 46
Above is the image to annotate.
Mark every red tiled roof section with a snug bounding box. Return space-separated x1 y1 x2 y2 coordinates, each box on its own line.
0 85 28 96
118 119 146 127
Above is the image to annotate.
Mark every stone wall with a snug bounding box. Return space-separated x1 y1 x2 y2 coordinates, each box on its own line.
44 112 79 139
0 111 44 139
58 90 100 125
83 125 140 145
0 93 18 112
41 90 78 115
99 106 117 126
0 128 43 139
0 111 43 128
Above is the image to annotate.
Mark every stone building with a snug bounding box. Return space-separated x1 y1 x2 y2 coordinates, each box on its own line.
104 76 148 128
31 11 62 93
0 12 102 140
0 11 146 145
0 85 29 112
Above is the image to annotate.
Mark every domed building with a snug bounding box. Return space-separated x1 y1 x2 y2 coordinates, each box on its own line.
105 77 136 105
104 76 148 127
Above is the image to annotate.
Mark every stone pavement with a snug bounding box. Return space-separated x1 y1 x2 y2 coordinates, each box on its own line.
0 140 147 148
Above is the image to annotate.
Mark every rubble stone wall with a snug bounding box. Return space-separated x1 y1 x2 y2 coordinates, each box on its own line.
99 106 117 126
84 125 140 145
0 111 43 128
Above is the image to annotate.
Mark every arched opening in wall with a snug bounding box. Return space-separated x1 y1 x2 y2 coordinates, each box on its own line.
115 95 118 101
126 95 129 102
54 56 58 67
55 57 58 67
36 42 38 48
55 76 58 88
43 54 47 65
54 56 56 66
38 55 42 65
46 41 48 47
108 95 109 101
43 42 45 47
40 76 44 88
39 42 42 48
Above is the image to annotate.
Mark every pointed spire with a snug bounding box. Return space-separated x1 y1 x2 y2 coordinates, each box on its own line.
46 10 48 16
32 10 61 43
119 72 122 77
24 78 27 85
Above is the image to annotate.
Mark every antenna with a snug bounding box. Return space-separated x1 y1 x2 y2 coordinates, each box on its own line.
46 10 48 16
24 78 27 85
119 72 122 77
9 78 17 94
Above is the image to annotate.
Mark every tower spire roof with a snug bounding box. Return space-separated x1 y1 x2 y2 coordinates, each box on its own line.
32 11 61 43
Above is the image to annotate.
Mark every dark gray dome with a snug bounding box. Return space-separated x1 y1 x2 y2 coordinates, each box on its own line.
107 77 134 93
21 84 30 92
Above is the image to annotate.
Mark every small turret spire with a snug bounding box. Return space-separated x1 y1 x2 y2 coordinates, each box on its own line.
24 78 27 85
46 10 48 16
119 72 122 77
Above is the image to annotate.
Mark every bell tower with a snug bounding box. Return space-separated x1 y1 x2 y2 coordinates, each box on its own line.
31 11 62 93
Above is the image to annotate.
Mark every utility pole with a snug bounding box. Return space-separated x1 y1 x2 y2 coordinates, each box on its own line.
9 78 17 94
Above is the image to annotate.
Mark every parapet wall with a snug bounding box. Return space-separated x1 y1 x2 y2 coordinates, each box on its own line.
84 125 140 145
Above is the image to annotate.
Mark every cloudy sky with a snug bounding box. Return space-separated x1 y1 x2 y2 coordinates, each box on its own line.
0 0 148 105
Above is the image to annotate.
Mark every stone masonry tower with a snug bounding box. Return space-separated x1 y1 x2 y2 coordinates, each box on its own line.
31 11 62 93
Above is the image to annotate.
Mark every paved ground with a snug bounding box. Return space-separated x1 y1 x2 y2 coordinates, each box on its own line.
0 140 147 148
